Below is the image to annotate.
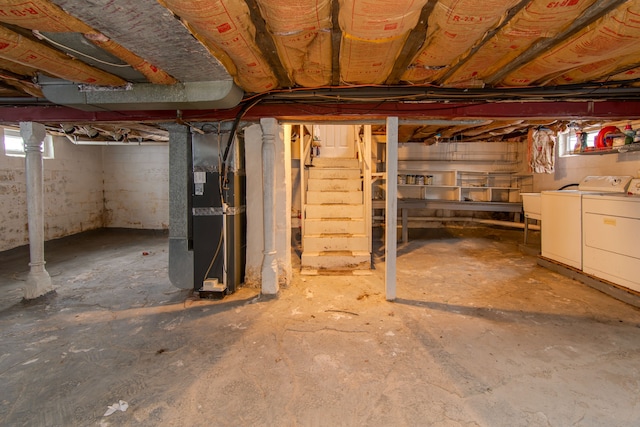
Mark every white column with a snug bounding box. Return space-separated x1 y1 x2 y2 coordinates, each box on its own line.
260 118 279 295
276 125 292 286
385 117 398 301
20 122 54 299
244 124 264 287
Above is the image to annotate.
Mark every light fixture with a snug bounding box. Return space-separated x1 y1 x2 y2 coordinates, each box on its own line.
114 128 129 142
86 127 99 139
61 124 76 134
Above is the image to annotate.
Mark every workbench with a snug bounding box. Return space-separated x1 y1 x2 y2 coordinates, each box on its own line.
372 199 523 243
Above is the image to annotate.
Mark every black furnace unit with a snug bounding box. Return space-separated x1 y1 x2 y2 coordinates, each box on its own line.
191 130 246 296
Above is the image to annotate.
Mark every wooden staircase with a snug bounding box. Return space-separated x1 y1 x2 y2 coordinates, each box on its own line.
301 157 371 274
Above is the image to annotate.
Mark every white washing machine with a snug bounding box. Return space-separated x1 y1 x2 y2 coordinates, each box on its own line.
541 176 632 270
541 190 583 268
582 193 640 293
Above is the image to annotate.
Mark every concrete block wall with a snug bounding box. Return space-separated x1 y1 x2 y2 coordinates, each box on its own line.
1 145 30 251
44 139 105 239
1 137 103 252
1 134 170 253
102 145 169 229
397 141 527 172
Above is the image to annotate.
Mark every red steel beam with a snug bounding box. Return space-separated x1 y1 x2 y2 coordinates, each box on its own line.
1 100 640 123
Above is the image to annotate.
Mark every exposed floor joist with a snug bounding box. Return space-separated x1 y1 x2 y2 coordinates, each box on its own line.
385 0 437 85
486 0 630 85
245 0 294 88
331 0 342 86
437 0 530 85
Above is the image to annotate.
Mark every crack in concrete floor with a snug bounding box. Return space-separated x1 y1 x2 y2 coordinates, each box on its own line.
1 227 640 426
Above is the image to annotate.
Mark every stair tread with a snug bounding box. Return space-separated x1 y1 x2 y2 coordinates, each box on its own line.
311 166 360 169
305 217 364 221
303 250 370 256
305 205 364 209
309 170 360 176
304 233 367 237
303 156 369 267
300 269 372 276
306 202 363 205
308 177 360 180
307 190 362 193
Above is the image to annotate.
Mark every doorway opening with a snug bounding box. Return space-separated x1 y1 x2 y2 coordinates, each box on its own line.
287 124 375 275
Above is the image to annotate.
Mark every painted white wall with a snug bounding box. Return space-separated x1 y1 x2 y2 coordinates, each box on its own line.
1 134 170 252
102 145 169 229
44 139 105 239
1 140 30 252
533 150 640 191
0 136 104 252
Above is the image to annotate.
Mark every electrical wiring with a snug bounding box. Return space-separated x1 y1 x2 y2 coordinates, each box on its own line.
222 93 271 166
238 79 640 106
202 226 224 283
32 31 132 68
297 93 429 102
199 95 271 286
258 98 494 116
237 83 438 103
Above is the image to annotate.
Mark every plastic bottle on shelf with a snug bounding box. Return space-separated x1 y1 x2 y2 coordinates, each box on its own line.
575 130 587 152
624 124 634 145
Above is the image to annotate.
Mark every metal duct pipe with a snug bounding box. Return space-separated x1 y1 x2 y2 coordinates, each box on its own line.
64 134 166 146
41 79 243 111
0 97 51 105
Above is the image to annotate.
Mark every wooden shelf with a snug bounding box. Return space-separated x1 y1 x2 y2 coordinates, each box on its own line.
372 199 523 212
572 142 640 155
374 169 531 210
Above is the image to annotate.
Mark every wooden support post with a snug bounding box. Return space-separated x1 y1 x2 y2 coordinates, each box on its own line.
385 117 398 301
261 118 279 295
402 208 409 244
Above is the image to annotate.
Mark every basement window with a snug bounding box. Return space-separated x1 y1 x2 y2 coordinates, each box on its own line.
559 129 596 157
2 128 54 159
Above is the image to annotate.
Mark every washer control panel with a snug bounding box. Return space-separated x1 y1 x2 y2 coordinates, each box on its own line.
627 178 640 195
578 175 632 192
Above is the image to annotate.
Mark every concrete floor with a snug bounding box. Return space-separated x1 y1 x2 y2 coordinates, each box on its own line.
1 226 640 426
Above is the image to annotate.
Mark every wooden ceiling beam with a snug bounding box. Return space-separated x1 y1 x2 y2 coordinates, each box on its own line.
331 0 342 86
244 0 294 87
437 0 529 85
439 123 494 139
581 59 640 85
385 0 438 85
460 120 525 137
470 125 530 141
485 0 629 86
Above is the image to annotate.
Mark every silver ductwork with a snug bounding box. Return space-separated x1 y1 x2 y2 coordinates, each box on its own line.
41 78 243 111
